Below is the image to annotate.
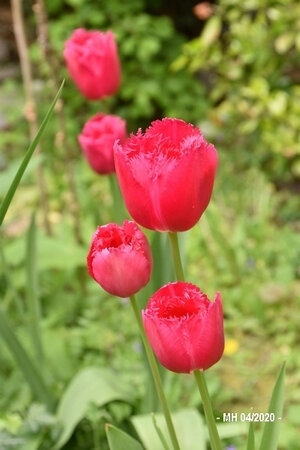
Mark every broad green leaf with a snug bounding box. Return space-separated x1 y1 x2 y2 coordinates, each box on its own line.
216 422 247 439
55 367 132 449
247 422 255 450
132 408 206 450
0 309 54 410
259 363 286 450
151 413 171 450
106 424 144 450
0 80 64 226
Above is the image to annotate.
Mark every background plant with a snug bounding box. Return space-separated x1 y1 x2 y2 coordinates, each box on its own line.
0 0 299 448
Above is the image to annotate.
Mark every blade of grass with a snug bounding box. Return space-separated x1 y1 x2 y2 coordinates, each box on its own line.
26 213 44 363
0 240 25 318
0 307 54 409
259 363 285 450
0 79 64 226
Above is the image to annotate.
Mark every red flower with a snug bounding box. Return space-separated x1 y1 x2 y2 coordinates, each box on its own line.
64 28 121 100
78 113 126 174
87 221 152 297
143 282 224 373
114 118 218 232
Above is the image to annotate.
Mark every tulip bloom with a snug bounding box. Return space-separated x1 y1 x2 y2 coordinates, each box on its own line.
143 282 224 373
114 118 218 232
64 28 121 100
78 113 126 174
87 221 152 297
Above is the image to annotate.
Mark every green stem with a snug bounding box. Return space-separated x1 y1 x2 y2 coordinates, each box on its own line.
168 232 184 280
168 231 222 450
108 174 125 223
152 413 171 450
129 295 180 450
193 370 222 450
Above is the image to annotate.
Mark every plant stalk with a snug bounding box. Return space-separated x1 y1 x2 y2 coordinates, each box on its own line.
167 231 222 450
129 295 180 450
194 370 222 450
168 232 184 280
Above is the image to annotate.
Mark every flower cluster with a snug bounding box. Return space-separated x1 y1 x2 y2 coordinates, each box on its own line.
64 27 224 375
64 28 125 174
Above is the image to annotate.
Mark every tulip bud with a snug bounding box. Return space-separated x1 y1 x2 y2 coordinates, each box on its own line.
64 28 121 100
87 221 152 297
114 118 218 232
143 282 224 373
78 113 126 174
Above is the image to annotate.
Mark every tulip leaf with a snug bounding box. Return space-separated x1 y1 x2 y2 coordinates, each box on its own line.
0 80 64 226
132 409 248 450
132 408 206 450
259 362 286 450
54 367 132 449
214 422 247 439
246 422 255 450
26 213 44 363
151 413 171 450
0 308 54 410
105 424 144 450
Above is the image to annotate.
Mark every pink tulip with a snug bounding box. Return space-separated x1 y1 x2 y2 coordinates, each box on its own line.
87 221 152 297
114 118 218 232
64 28 121 100
78 113 126 174
143 282 224 373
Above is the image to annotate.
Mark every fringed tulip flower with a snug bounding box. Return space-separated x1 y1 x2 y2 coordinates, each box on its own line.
87 221 152 297
64 28 121 100
114 118 218 232
78 113 126 174
143 282 224 373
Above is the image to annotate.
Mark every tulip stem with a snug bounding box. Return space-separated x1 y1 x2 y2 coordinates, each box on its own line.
168 232 222 450
108 174 125 223
168 232 184 280
193 370 222 450
129 295 181 450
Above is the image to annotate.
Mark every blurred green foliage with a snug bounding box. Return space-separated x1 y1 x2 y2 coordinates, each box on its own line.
43 0 209 129
173 0 300 182
0 0 299 448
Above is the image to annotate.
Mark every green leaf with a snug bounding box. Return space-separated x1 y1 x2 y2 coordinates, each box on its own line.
26 214 44 363
246 422 255 450
201 16 221 47
0 80 64 226
151 413 171 450
259 363 286 450
55 367 132 449
274 33 294 54
106 424 144 450
4 223 87 272
132 408 206 450
0 308 54 410
214 422 247 439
